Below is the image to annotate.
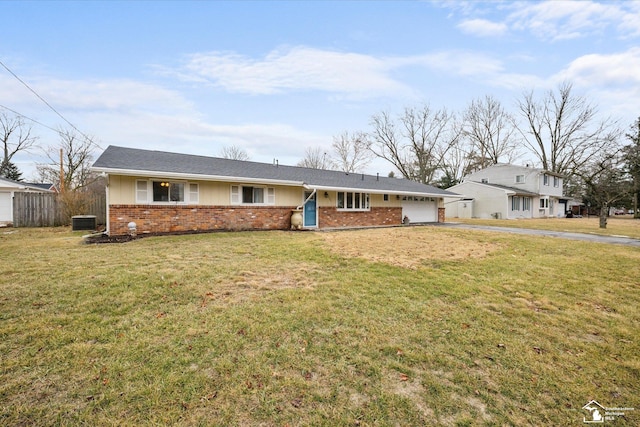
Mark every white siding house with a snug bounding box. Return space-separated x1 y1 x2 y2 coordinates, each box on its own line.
445 164 566 219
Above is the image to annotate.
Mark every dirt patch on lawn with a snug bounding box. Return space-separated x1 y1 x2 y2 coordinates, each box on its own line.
320 227 500 269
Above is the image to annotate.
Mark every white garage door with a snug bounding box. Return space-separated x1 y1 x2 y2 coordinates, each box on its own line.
402 196 437 223
0 192 12 223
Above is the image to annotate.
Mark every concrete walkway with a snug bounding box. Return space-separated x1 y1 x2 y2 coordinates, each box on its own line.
434 222 640 248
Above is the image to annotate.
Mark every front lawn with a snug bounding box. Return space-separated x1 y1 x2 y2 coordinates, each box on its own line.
1 226 638 425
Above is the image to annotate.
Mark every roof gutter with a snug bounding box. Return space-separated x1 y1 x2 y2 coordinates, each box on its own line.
91 167 304 187
303 183 452 198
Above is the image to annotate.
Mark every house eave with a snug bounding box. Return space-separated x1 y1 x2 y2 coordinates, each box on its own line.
92 166 453 197
91 167 305 187
304 184 451 198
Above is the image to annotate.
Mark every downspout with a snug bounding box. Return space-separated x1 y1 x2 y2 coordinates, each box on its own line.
297 186 316 210
104 174 110 235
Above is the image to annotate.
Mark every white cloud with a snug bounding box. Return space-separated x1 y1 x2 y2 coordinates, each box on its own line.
457 18 508 37
446 1 640 42
177 46 412 98
1 73 197 129
618 1 640 38
506 0 630 41
170 46 523 100
556 47 640 87
86 110 328 167
43 78 195 113
405 50 543 90
416 51 504 77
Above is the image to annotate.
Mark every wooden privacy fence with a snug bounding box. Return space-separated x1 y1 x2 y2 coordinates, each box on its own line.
12 192 106 227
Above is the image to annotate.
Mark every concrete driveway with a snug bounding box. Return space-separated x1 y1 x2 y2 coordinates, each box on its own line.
435 222 640 248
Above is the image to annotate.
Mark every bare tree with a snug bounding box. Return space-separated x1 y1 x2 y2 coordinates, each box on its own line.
575 146 629 229
297 146 333 169
462 95 520 171
36 128 99 191
516 82 620 176
220 145 250 161
0 111 38 180
369 105 461 185
437 138 476 188
331 131 373 173
623 117 640 218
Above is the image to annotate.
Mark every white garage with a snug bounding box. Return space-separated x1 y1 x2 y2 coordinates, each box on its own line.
0 178 55 226
0 192 12 223
401 196 438 223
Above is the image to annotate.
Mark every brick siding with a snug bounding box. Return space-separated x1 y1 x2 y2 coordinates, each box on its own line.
318 207 403 228
109 205 295 235
108 204 438 235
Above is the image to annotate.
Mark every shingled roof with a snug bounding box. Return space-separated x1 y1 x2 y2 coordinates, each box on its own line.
469 181 539 196
92 145 457 197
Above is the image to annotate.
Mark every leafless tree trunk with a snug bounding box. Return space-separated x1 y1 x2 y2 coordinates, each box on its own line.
0 111 38 169
220 145 250 161
623 117 640 218
369 105 460 185
332 131 372 173
462 95 520 170
438 138 476 187
574 148 628 229
516 82 620 175
296 146 333 170
37 128 99 191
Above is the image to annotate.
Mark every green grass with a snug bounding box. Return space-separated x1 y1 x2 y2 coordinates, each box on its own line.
1 225 639 426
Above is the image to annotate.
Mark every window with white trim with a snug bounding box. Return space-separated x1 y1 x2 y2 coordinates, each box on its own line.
402 196 435 202
511 196 520 211
523 197 531 211
337 191 370 210
153 181 184 202
540 198 548 208
515 175 525 184
553 176 559 187
543 174 549 185
136 180 198 204
230 185 275 205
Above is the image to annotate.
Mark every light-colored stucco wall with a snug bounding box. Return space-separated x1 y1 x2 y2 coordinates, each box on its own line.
108 175 406 209
108 175 136 204
445 181 509 219
108 175 303 206
466 164 563 197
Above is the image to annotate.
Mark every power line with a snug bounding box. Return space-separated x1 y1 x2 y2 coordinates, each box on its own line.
0 58 94 143
0 103 62 135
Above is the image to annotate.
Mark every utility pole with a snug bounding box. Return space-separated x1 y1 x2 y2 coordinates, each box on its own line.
59 148 65 193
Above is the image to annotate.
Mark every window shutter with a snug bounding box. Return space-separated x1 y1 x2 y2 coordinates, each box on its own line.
189 183 199 204
230 185 240 204
136 180 148 203
267 187 275 205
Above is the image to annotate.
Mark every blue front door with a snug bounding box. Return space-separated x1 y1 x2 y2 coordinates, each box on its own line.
303 191 317 227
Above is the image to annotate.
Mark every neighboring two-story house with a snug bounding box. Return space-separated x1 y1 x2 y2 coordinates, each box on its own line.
444 164 567 219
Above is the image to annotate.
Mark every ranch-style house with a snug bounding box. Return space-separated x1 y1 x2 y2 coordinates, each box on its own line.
91 146 458 235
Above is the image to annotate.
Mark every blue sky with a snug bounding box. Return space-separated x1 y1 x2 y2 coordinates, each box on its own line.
2 0 640 178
